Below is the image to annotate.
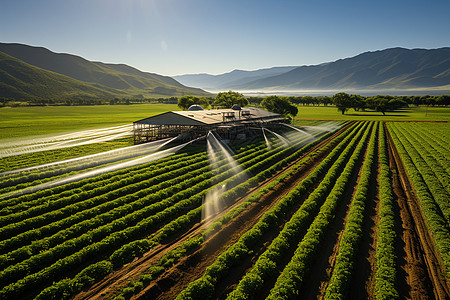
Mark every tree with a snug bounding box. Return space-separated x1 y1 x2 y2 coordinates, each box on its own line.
177 95 209 110
213 90 248 108
260 95 298 122
332 92 353 114
351 94 365 111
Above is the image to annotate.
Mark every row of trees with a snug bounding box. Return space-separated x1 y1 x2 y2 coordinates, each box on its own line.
249 94 450 107
331 93 409 115
177 91 298 120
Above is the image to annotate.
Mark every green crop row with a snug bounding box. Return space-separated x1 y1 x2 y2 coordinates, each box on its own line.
387 123 450 279
106 123 351 300
324 121 378 298
388 123 450 224
0 152 188 210
176 122 366 300
224 122 368 300
405 123 450 175
394 122 450 195
0 137 133 173
0 140 281 270
374 122 398 300
0 129 321 299
35 124 348 300
266 122 372 300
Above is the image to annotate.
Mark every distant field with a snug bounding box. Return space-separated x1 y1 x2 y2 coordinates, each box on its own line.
294 105 450 122
0 104 179 139
0 104 448 140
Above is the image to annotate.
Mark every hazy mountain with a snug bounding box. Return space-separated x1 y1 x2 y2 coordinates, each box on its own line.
173 48 450 92
173 66 297 90
0 43 209 99
240 47 450 91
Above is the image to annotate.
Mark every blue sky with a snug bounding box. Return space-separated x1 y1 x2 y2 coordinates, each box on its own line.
1 0 449 76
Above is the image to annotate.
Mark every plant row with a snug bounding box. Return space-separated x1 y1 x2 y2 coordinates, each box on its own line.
374 122 398 300
176 122 367 299
324 121 378 298
0 127 323 299
386 123 450 279
33 124 349 300
388 123 450 225
265 122 373 299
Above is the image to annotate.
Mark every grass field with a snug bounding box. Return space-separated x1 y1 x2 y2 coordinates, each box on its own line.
294 105 450 122
0 104 448 140
0 104 179 139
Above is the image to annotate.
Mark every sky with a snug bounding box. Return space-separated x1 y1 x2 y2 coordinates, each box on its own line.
1 0 449 76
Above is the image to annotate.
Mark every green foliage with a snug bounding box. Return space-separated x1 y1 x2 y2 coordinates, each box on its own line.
375 122 398 300
387 122 450 278
213 90 248 108
332 92 354 114
267 122 373 300
260 95 298 120
177 95 209 110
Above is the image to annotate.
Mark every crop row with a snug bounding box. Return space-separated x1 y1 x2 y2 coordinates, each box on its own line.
33 125 349 300
0 152 189 210
411 123 450 163
176 122 368 299
388 123 450 224
225 122 371 300
0 137 132 173
386 123 450 278
265 122 373 300
104 123 353 300
393 123 449 193
324 121 378 298
374 122 398 300
405 123 450 172
0 139 283 269
0 128 326 299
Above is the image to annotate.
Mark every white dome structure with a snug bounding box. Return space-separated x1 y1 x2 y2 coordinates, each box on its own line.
188 104 204 111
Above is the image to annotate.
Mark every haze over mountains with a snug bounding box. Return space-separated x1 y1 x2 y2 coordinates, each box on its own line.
175 47 450 93
0 43 209 99
0 43 449 100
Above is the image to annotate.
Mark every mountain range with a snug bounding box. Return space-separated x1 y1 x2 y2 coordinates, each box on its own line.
1 44 449 100
174 47 450 92
0 43 209 99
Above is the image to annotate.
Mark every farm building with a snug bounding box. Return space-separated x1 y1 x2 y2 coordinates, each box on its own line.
133 105 285 144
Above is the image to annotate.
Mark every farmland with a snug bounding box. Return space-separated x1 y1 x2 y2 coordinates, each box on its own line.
0 105 449 300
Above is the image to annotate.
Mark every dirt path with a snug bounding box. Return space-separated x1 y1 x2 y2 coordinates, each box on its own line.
74 123 354 300
385 124 450 299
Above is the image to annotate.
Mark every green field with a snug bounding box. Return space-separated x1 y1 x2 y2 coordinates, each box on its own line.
0 104 179 139
0 104 448 140
294 105 450 122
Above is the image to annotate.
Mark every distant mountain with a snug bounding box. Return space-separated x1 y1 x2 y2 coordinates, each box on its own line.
173 66 297 90
174 47 450 92
0 43 209 99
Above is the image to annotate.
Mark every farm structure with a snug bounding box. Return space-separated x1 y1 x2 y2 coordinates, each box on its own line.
133 106 285 144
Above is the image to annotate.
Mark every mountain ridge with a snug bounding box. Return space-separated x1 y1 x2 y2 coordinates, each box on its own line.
175 47 450 92
0 42 209 99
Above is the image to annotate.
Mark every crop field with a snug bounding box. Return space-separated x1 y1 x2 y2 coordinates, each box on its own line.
0 106 449 300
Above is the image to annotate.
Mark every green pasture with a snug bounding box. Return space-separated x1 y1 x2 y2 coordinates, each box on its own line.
294 105 450 122
0 104 179 139
0 104 448 140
